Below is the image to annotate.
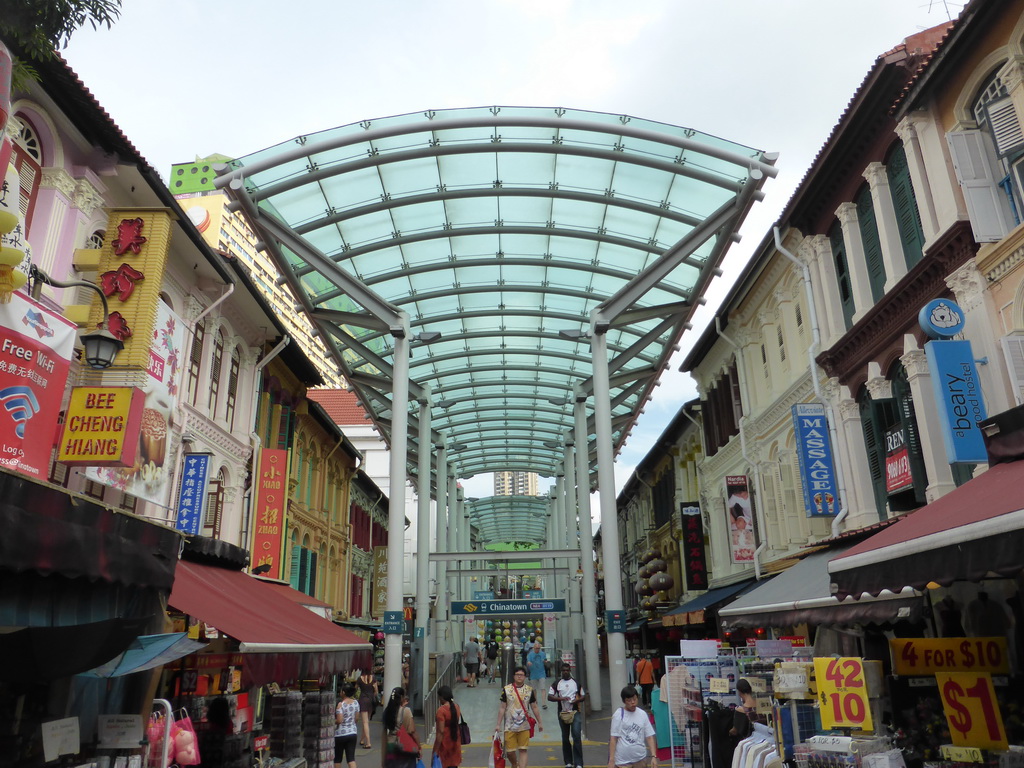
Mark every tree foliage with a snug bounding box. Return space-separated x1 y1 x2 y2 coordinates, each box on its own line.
1 0 122 88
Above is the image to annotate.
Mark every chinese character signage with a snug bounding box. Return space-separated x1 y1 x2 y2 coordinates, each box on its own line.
792 403 838 516
680 502 708 590
926 339 988 463
885 426 914 494
86 301 184 504
175 453 212 535
58 387 146 466
250 448 288 579
0 292 75 478
372 545 388 619
725 475 755 564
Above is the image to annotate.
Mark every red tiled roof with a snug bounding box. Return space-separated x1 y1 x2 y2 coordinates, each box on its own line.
307 388 371 426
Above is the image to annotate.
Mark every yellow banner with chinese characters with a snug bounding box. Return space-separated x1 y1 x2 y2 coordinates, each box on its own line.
372 545 388 619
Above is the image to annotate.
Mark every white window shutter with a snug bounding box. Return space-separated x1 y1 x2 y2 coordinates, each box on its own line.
947 129 1015 242
986 96 1024 157
1000 335 1024 406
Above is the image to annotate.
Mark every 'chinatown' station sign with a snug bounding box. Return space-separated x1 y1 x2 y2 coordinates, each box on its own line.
451 598 566 615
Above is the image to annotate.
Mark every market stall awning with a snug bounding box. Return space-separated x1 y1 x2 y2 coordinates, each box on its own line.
829 459 1024 599
169 561 371 653
77 632 204 678
259 579 334 619
662 580 753 626
720 547 924 628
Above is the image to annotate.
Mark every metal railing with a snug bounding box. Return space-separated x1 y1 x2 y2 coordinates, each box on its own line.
423 653 459 742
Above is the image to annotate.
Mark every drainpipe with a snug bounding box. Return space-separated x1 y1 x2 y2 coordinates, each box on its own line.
773 227 849 537
714 317 768 580
240 335 291 548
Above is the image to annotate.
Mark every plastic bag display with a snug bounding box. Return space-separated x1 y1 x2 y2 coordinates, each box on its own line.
173 711 201 766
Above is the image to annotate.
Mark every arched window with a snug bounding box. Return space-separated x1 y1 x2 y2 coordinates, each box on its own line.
886 142 926 268
225 346 241 429
829 220 855 329
855 183 886 302
11 116 42 235
203 467 226 538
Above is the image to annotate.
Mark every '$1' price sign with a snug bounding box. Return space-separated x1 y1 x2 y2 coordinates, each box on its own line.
813 657 873 731
936 672 1008 751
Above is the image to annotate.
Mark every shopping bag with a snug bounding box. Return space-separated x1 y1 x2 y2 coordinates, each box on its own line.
172 712 201 766
416 759 426 768
492 732 506 768
433 754 443 768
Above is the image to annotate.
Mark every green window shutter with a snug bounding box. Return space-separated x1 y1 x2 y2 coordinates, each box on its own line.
859 397 888 521
887 144 925 268
830 223 855 329
856 185 886 302
289 545 302 590
307 551 318 596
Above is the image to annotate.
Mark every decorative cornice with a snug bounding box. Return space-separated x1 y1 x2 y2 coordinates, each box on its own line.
749 375 815 438
72 178 105 216
838 397 860 422
945 259 987 312
180 408 250 459
865 376 893 400
40 167 76 198
863 161 889 188
816 220 977 384
836 201 859 227
900 348 930 378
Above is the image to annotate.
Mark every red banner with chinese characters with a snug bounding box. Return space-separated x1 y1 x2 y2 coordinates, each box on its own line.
0 292 76 478
680 501 708 591
251 449 288 579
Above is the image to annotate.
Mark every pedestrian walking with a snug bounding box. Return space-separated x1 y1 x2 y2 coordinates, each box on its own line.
464 636 482 687
335 683 359 768
608 685 658 768
383 687 419 768
548 663 585 768
526 642 548 708
496 666 543 768
635 655 655 708
432 685 463 768
357 670 378 748
485 634 501 683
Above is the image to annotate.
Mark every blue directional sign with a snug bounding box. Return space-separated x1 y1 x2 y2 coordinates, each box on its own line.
451 599 567 615
174 453 211 535
383 611 405 634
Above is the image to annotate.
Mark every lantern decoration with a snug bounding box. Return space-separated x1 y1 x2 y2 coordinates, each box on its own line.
637 579 654 597
648 558 667 575
0 217 28 303
649 546 662 561
640 596 654 611
650 572 674 592
0 159 18 234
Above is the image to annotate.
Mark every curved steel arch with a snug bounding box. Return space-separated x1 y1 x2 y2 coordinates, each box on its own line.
219 105 775 544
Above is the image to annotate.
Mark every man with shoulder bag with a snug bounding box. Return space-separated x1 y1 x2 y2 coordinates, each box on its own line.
548 663 585 768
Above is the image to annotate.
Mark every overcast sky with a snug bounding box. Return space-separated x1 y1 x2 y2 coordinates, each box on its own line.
62 0 964 501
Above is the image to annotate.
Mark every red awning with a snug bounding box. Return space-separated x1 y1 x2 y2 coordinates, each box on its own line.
828 460 1024 599
169 560 370 653
258 580 333 610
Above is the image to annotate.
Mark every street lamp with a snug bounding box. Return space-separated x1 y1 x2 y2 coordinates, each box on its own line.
30 265 124 369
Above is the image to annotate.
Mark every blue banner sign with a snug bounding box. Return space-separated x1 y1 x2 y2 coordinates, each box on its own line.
926 339 988 463
791 403 839 516
452 599 566 615
174 453 211 535
382 611 405 634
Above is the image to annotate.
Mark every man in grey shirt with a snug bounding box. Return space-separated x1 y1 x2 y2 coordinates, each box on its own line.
464 636 482 687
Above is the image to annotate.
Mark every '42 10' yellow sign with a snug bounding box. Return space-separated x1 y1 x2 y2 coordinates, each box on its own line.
813 657 873 731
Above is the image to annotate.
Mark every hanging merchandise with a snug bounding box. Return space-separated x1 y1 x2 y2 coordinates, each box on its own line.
172 709 201 766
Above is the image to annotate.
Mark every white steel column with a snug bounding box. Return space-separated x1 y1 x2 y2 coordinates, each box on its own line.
573 392 601 710
591 329 627 700
383 321 411 700
563 436 584 647
447 473 459 651
552 474 566 652
433 440 449 650
415 387 432 705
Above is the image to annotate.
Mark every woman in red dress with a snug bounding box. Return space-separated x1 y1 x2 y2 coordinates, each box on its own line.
432 685 463 768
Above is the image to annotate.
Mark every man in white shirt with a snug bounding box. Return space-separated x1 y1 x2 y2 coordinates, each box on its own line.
608 685 657 768
548 663 585 768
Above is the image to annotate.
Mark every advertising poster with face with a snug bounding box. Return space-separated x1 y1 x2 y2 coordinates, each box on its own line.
87 301 184 505
725 475 755 563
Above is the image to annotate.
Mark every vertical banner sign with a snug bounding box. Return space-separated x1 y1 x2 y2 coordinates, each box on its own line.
813 657 873 731
87 301 185 504
174 453 212 535
250 448 288 579
936 672 1008 750
925 339 988 463
725 476 754 563
680 502 708 590
885 426 914 494
372 545 388 619
0 293 75 478
791 403 838 516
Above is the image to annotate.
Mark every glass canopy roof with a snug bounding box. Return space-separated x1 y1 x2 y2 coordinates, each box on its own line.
217 106 775 543
468 496 550 547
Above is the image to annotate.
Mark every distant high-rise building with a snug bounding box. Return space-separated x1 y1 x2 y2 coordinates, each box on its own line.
169 155 343 387
494 471 539 496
